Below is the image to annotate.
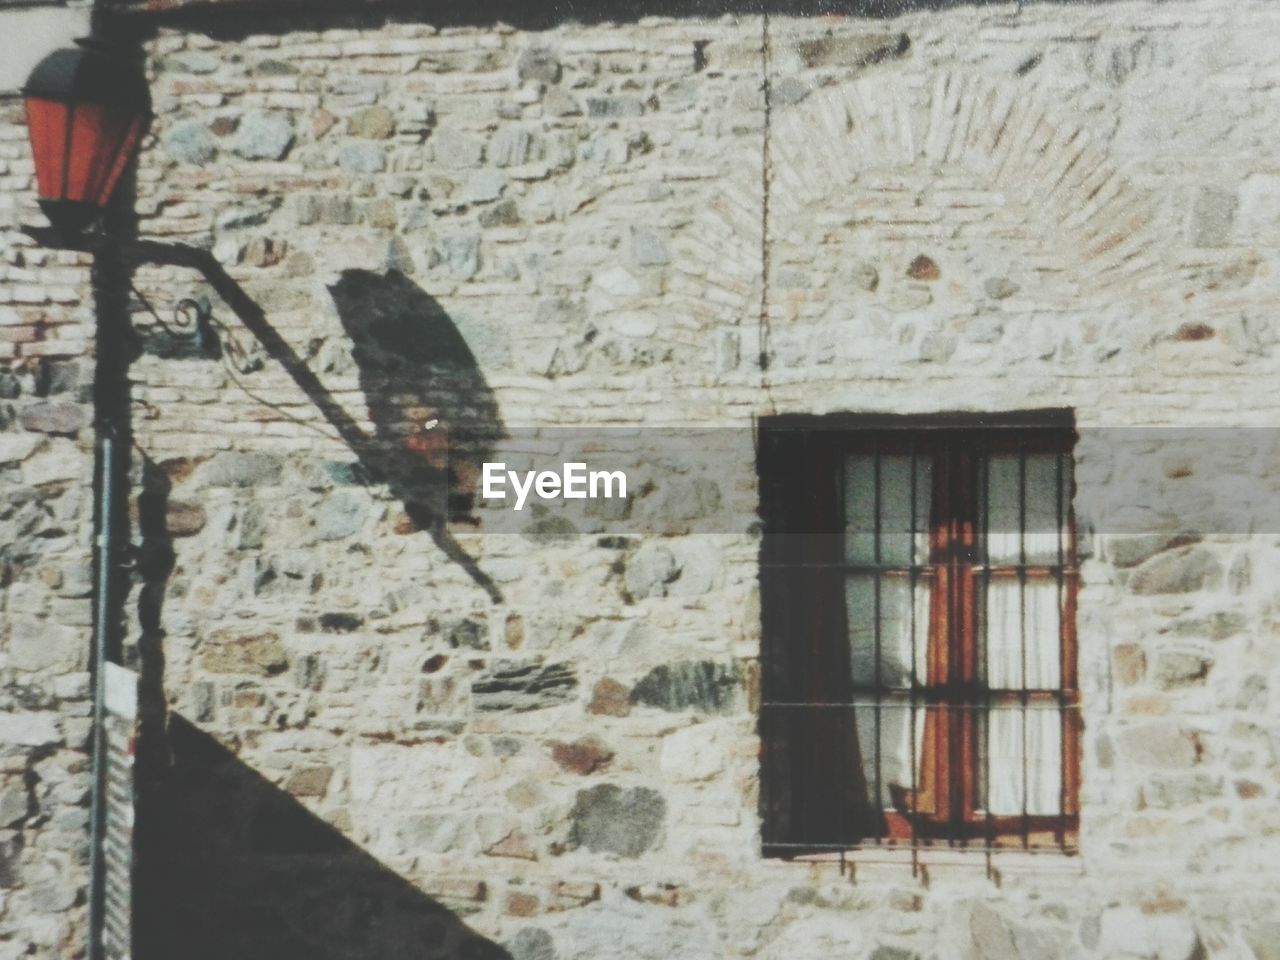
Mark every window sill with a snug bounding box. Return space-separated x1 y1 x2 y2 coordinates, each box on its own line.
779 846 1085 882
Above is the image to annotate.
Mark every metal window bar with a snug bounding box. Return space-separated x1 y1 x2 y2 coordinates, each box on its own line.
908 443 919 869
1017 451 1029 849
1056 450 1068 847
872 444 883 826
760 427 1078 857
981 453 994 855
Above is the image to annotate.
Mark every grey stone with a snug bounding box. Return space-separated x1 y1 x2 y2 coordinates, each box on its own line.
253 58 297 76
630 226 670 266
1245 923 1280 960
29 870 77 912
322 196 361 225
1153 651 1212 688
314 489 370 540
461 168 507 204
233 111 295 161
1011 926 1062 960
43 360 80 395
217 203 276 230
0 712 60 747
393 813 461 853
504 928 556 960
1116 723 1199 768
971 904 1019 960
235 502 267 549
192 682 216 722
441 617 488 651
1229 552 1251 593
851 261 880 291
9 621 83 673
1188 186 1237 247
386 236 415 274
1129 546 1222 594
919 331 958 363
437 233 481 278
984 276 1020 299
0 783 29 827
291 194 321 226
164 123 219 165
338 142 386 174
432 129 485 168
473 659 577 712
296 655 325 692
197 452 283 487
1236 673 1267 710
1109 532 1198 568
348 105 396 139
772 77 812 106
479 199 521 228
318 612 364 633
544 88 582 117
870 948 919 960
521 513 579 544
161 51 220 74
517 47 561 83
657 477 721 522
587 96 644 119
568 784 665 857
1144 773 1222 808
200 630 288 676
630 661 739 714
791 32 910 69
490 127 533 167
18 401 87 435
558 903 715 960
624 544 679 600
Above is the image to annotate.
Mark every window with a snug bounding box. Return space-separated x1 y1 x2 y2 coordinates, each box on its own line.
758 413 1079 856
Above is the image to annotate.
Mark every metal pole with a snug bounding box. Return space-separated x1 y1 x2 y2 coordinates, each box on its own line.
87 431 115 960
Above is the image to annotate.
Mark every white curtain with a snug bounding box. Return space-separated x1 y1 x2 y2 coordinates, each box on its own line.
845 451 1066 818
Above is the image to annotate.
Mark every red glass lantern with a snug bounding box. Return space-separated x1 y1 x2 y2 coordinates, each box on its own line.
22 37 150 234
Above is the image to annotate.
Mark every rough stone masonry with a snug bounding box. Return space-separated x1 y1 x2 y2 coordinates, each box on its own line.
3 0 1280 957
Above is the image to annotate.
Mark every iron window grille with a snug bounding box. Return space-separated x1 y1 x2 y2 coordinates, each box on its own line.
758 412 1079 857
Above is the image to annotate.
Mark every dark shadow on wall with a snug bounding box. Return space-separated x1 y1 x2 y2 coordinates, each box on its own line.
132 455 175 785
118 269 508 955
133 715 513 960
26 228 508 603
120 0 1140 40
329 269 504 533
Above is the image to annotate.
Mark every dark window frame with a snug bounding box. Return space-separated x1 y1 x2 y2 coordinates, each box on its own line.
757 411 1080 857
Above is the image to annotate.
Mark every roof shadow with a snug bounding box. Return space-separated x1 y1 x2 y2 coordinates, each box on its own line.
134 714 513 960
113 0 1120 40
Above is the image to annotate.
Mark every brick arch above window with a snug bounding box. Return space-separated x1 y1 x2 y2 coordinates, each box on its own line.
765 72 1167 303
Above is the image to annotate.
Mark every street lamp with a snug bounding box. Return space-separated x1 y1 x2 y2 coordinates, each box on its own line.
22 35 150 234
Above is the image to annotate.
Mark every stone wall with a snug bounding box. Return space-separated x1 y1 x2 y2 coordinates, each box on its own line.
6 0 1280 956
0 99 97 957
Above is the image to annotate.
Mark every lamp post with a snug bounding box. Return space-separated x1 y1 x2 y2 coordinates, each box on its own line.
22 34 150 234
21 32 149 960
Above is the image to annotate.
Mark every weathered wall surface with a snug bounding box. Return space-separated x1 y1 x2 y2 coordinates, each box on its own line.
6 0 1280 957
0 99 97 957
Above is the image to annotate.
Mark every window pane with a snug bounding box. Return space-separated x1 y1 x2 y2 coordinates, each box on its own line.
981 577 1061 689
846 574 929 688
984 455 1022 563
1025 454 1066 565
854 698 924 811
979 705 1063 816
983 453 1068 565
844 453 931 566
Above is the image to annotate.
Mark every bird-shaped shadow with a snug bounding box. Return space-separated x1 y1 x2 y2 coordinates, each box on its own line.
328 269 505 603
